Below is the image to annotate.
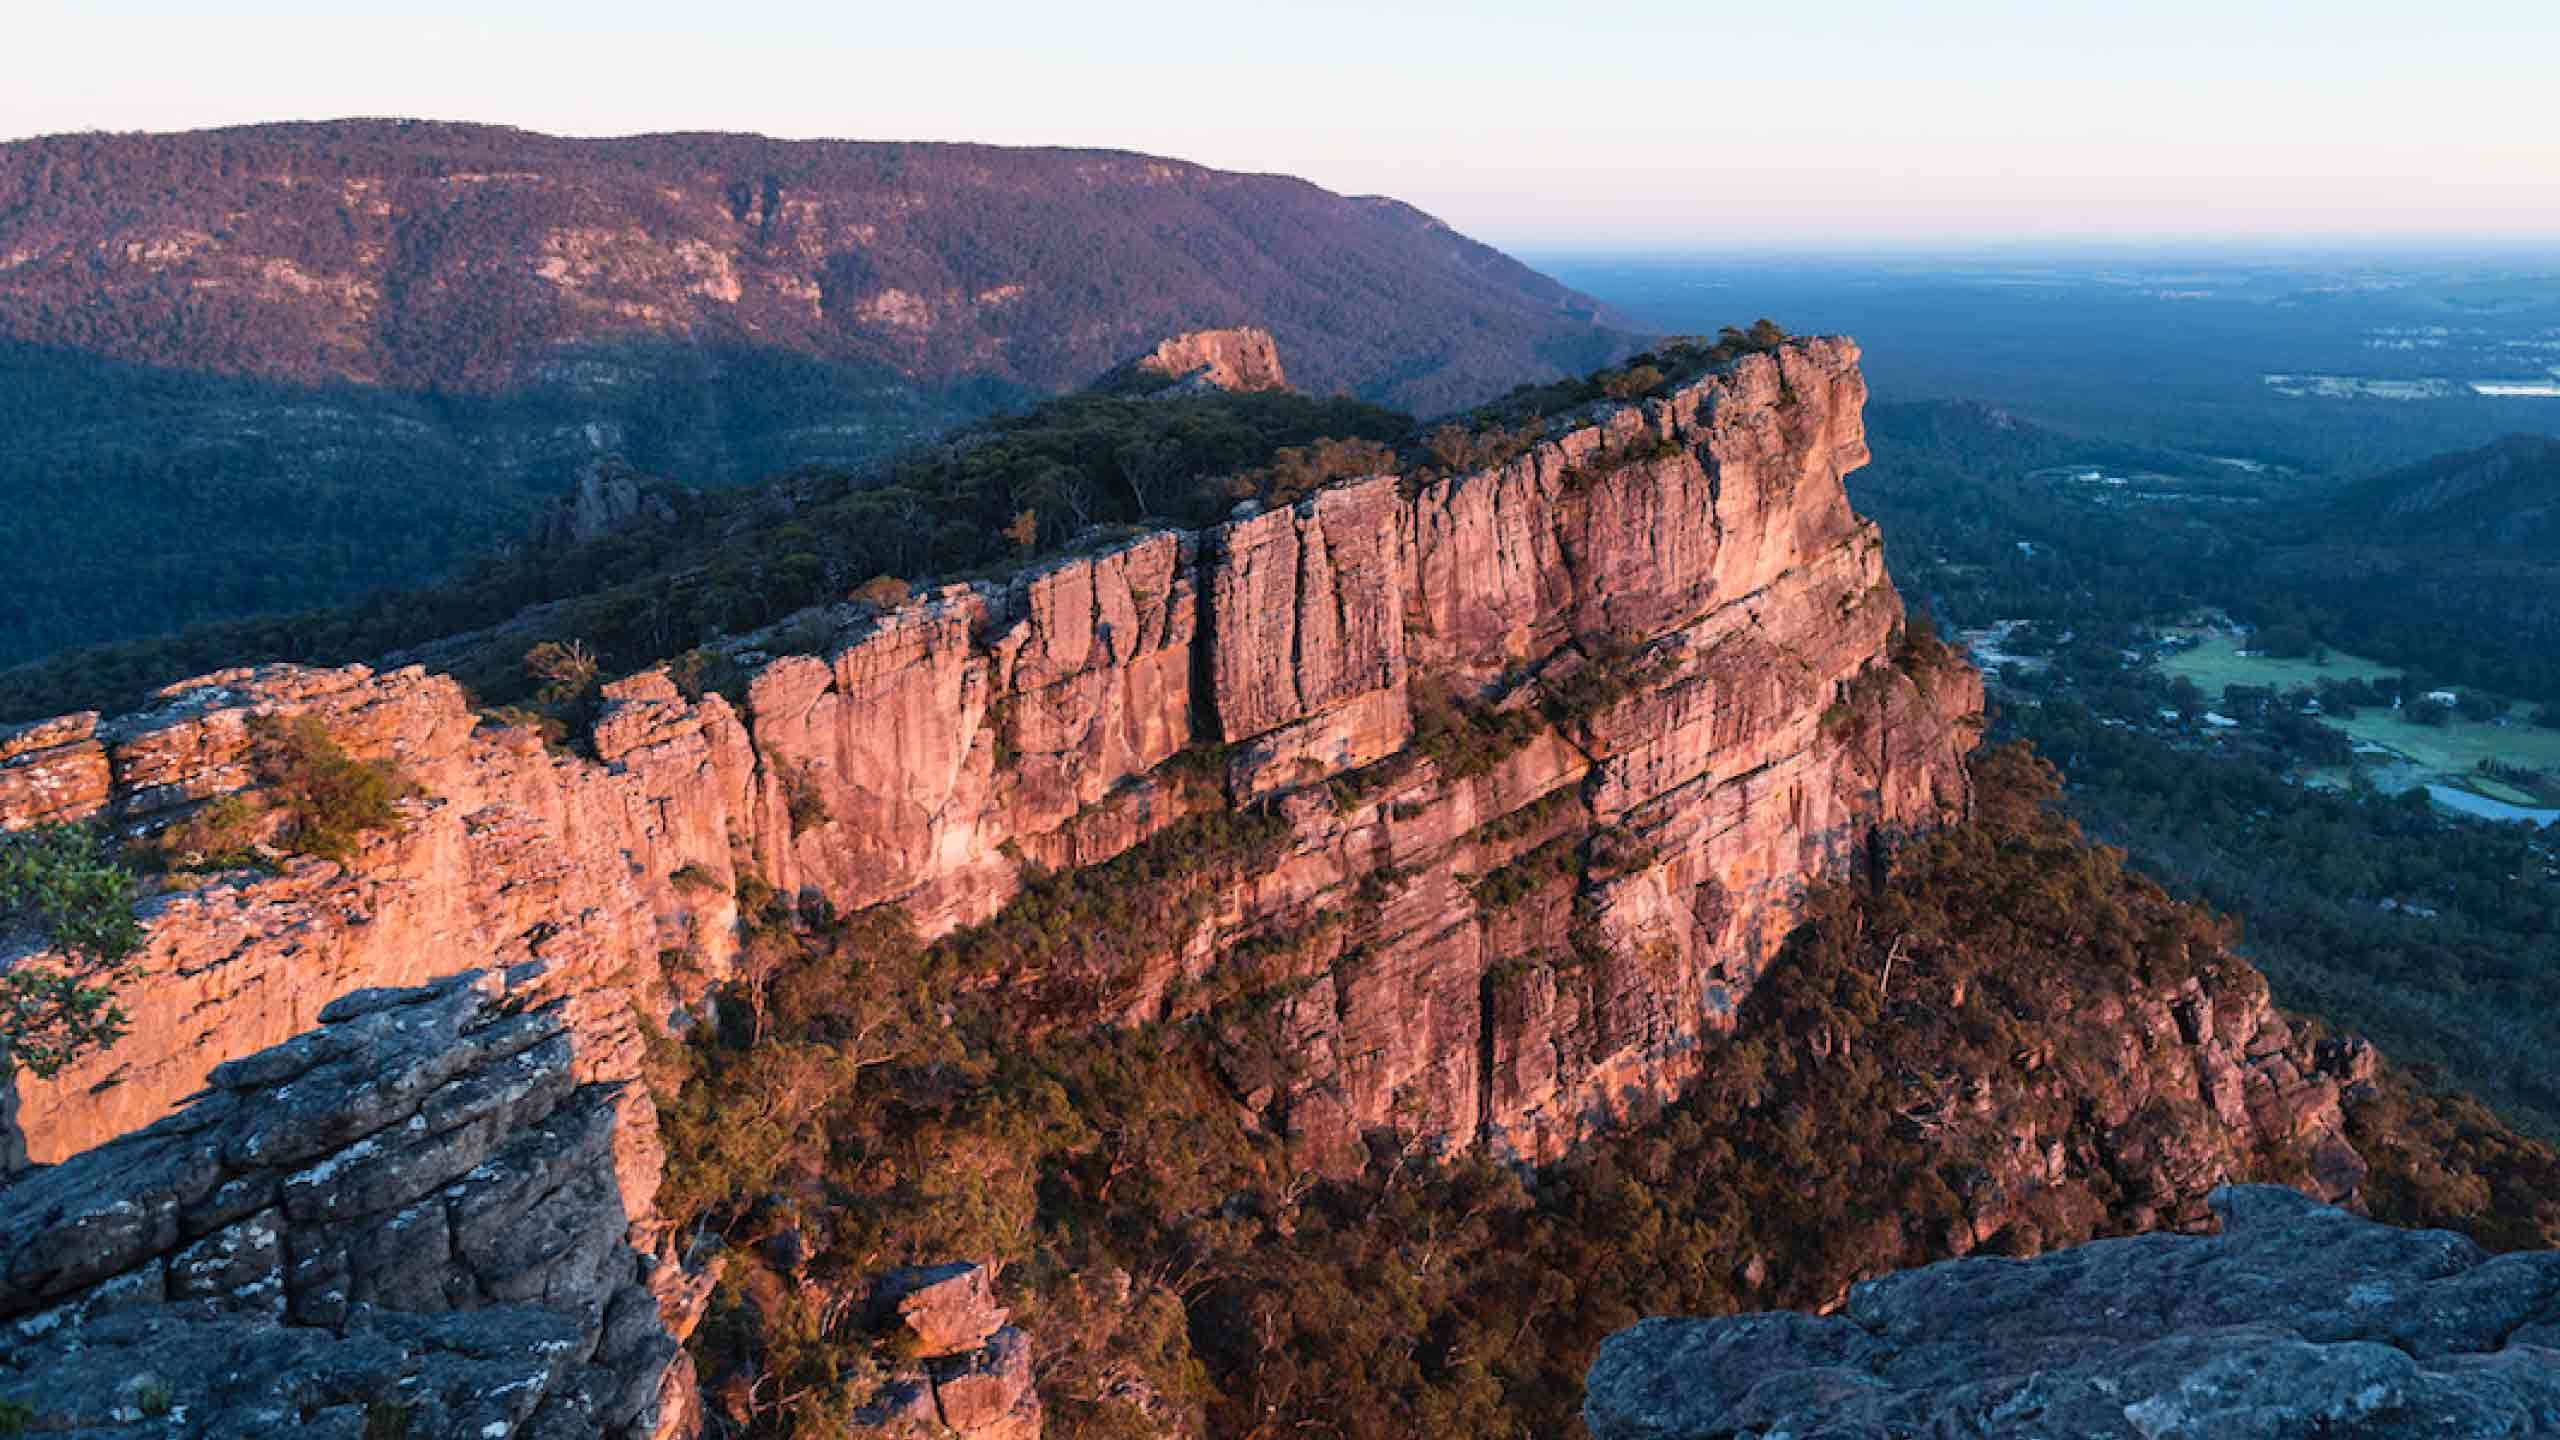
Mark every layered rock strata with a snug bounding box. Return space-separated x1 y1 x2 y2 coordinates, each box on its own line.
0 968 693 1440
1583 1185 2560 1440
0 337 1978 1177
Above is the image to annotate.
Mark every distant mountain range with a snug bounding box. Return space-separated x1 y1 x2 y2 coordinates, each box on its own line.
0 121 1633 664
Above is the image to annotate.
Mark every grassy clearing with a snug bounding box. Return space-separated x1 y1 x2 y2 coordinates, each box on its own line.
2158 629 2395 692
2343 708 2560 776
2161 633 2560 778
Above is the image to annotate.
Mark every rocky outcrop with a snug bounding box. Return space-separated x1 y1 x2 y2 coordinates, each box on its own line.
0 710 110 828
0 967 691 1439
531 461 686 550
1096 326 1289 396
1583 1185 2560 1440
1 338 1978 1179
843 1264 1043 1440
1 661 757 1187
1906 955 2372 1252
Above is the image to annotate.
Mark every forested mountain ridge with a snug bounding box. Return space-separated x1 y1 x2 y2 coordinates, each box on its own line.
1852 400 2560 704
0 121 1626 405
2323 432 2560 544
0 121 1634 665
2250 432 2560 695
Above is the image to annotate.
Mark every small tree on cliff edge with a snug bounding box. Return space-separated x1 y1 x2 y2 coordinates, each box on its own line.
0 824 145 1079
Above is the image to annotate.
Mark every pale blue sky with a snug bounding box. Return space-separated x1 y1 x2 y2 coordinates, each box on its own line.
10 0 2555 248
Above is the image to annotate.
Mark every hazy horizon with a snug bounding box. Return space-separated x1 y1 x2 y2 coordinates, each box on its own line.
12 0 2559 253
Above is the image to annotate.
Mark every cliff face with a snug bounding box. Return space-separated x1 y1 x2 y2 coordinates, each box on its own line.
1 338 2429 1440
1583 1185 2560 1440
2 338 1976 1181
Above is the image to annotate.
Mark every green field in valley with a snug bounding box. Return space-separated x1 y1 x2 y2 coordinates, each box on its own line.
2160 631 2560 805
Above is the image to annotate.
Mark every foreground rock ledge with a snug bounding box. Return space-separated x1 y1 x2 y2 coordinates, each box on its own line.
0 968 691 1440
1583 1186 2560 1440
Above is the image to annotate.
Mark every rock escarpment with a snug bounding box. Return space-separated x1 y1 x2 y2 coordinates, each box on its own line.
1583 1185 2560 1440
0 339 1985 1439
2 337 1977 1180
0 968 696 1439
1096 326 1290 396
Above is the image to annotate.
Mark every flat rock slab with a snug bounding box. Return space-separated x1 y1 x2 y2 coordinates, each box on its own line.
1585 1185 2560 1440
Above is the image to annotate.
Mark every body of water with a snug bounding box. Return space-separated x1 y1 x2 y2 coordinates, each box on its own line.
2426 784 2560 827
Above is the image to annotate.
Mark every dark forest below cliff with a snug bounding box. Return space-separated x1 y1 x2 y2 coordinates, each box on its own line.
658 744 2560 1439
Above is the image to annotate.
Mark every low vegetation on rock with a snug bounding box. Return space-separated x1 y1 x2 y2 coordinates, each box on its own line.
246 714 416 864
0 387 1412 724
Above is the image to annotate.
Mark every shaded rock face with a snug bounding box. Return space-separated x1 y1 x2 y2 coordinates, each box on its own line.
1098 326 1290 396
1583 1185 2560 1440
531 461 686 550
0 968 690 1440
1 337 1977 1180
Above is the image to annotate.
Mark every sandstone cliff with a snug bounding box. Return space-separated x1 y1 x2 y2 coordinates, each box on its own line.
2 338 1974 1180
1583 1185 2560 1440
1 338 1994 1438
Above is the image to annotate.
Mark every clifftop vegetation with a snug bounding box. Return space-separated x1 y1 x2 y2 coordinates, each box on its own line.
0 385 1411 723
0 325 1802 727
0 825 143 1079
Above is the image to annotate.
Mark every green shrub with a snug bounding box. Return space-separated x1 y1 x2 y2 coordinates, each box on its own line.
1471 788 1577 846
1469 834 1583 915
524 638 600 707
153 793 270 873
1409 678 1546 781
666 646 748 704
0 823 145 1077
775 758 830 836
247 714 415 863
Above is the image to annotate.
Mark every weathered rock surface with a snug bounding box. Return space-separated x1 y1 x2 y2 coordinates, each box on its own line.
1584 1185 2560 1440
1097 326 1290 395
2 338 1975 1181
872 1262 1010 1356
0 968 689 1439
841 1264 1043 1440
